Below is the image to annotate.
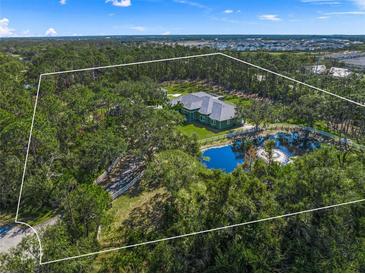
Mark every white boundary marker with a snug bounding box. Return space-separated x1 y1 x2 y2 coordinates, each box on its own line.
14 52 365 265
40 198 365 265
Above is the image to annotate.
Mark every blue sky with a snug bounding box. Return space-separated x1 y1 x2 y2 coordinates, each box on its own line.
1 0 365 37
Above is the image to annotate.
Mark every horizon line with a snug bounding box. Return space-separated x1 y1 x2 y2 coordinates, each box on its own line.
2 33 365 39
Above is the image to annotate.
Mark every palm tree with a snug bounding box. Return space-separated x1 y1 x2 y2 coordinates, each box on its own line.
264 140 276 164
244 142 257 170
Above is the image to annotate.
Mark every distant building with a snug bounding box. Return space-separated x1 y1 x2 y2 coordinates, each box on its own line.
310 65 327 74
256 74 266 82
171 92 240 130
329 67 352 78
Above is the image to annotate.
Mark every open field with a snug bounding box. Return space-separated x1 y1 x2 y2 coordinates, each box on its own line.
99 188 165 248
162 81 226 98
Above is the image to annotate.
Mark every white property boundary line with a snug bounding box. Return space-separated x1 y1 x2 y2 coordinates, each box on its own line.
14 52 365 266
39 198 365 265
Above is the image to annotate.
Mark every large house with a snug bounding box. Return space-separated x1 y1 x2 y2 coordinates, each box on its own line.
171 92 240 130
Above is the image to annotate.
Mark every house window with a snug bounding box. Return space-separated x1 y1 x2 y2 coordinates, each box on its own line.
211 119 216 125
227 119 230 125
200 116 204 121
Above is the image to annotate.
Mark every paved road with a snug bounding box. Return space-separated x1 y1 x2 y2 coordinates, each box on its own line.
1 159 143 254
0 217 58 253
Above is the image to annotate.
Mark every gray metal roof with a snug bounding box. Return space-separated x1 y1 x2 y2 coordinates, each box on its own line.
171 92 236 122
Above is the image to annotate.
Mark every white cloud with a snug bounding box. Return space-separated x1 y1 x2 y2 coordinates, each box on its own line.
302 0 365 9
301 0 340 5
59 0 66 5
174 0 207 9
45 27 57 36
106 0 131 7
317 15 330 19
162 31 171 35
223 9 241 14
0 18 15 36
130 26 145 32
258 14 281 21
325 10 365 14
351 0 365 9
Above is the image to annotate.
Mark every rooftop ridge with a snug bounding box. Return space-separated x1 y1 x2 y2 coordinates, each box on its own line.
171 91 237 122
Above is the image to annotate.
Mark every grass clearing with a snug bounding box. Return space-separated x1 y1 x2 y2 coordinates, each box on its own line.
223 95 253 108
0 213 14 226
28 210 54 226
99 188 164 248
92 188 165 271
177 123 233 140
162 81 225 96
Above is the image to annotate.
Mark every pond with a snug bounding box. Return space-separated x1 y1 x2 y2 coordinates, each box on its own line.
201 132 320 173
202 145 244 173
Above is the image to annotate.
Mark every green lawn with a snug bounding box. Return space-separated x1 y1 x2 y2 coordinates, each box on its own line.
177 123 234 140
223 95 253 108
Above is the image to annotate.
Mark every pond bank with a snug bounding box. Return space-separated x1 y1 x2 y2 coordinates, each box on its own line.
200 139 232 151
200 126 295 150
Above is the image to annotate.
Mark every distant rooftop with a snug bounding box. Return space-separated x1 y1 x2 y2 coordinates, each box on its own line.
171 92 236 122
329 67 352 78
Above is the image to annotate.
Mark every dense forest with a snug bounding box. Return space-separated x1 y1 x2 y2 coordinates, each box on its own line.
0 39 364 272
